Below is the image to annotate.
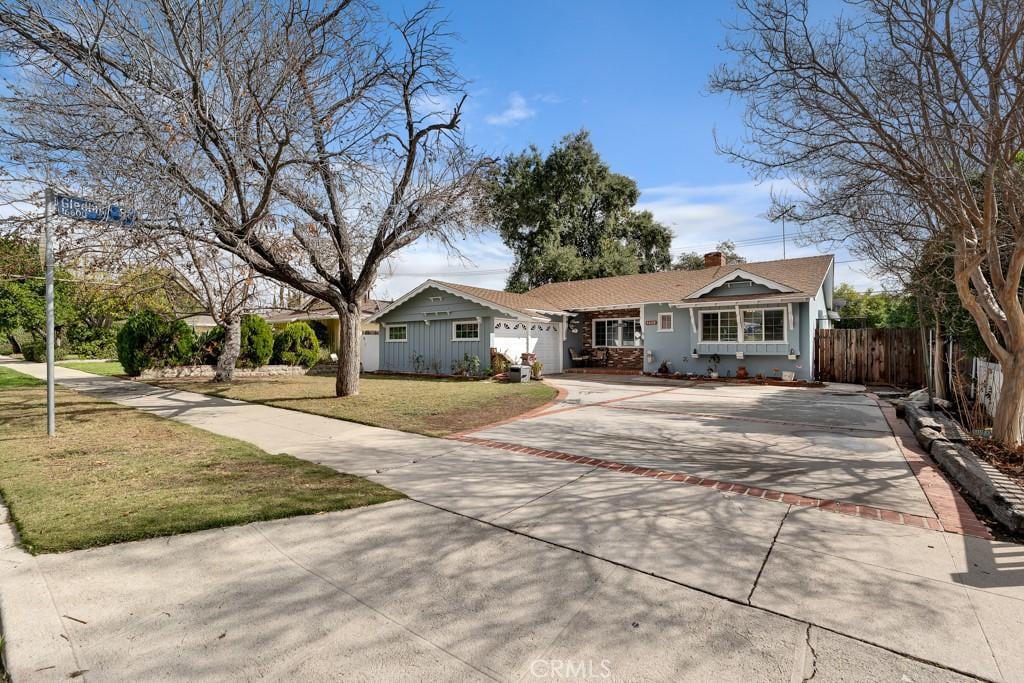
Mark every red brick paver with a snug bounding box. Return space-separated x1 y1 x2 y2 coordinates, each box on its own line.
448 433 992 539
867 394 992 539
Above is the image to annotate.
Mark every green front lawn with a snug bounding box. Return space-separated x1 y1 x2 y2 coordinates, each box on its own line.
58 360 125 376
151 374 558 437
0 366 402 554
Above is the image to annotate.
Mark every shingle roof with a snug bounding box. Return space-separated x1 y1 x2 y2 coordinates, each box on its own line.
434 281 564 318
434 255 833 314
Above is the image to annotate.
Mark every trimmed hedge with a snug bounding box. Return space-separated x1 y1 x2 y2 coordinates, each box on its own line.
116 310 197 376
22 340 68 362
238 314 274 368
272 322 321 368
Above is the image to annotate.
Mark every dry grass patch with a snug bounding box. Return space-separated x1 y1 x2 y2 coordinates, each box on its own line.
0 366 402 554
151 374 558 437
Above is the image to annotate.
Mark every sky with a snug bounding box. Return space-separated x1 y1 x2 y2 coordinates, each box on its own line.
374 0 875 299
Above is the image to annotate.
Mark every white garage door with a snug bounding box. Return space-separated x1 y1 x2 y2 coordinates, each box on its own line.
492 319 561 373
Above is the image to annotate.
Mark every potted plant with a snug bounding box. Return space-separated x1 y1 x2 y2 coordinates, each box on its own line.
736 365 748 379
708 353 721 379
530 360 543 379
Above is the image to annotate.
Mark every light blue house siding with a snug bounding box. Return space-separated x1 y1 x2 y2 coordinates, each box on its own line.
641 301 814 380
377 286 496 374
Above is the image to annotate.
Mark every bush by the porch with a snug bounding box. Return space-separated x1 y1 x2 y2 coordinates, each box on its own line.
273 322 321 368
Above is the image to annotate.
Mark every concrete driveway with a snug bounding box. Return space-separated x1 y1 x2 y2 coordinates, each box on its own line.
3 362 1023 682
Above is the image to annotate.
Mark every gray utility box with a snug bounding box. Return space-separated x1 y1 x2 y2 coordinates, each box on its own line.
509 365 532 383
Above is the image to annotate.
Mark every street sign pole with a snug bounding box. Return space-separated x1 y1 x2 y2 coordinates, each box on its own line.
44 187 55 437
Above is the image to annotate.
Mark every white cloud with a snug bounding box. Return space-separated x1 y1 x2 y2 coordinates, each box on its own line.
373 233 512 300
637 180 882 289
484 92 535 126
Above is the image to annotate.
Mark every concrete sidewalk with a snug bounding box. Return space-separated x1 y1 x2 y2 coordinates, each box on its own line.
1 358 1021 681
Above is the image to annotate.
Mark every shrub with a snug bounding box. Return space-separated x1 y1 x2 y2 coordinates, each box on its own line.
308 319 331 349
66 324 118 359
21 340 68 362
69 335 118 360
272 322 320 368
116 310 197 376
238 314 274 368
195 326 225 365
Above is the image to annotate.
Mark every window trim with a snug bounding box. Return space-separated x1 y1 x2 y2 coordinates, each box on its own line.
451 318 481 342
699 307 788 344
591 317 642 348
657 311 674 332
384 324 408 343
699 310 737 343
741 307 787 344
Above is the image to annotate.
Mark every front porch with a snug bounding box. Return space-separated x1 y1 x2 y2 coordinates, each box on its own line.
565 308 644 371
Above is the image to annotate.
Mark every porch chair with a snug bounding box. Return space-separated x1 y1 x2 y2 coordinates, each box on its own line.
591 348 609 367
568 348 591 368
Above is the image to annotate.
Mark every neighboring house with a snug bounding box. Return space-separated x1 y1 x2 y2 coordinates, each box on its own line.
367 252 836 380
264 296 391 370
181 314 218 335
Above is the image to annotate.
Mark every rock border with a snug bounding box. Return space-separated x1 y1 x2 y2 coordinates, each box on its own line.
139 364 309 379
902 402 1024 533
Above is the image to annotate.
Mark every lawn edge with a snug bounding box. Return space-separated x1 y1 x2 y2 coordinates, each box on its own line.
140 375 561 439
0 364 404 554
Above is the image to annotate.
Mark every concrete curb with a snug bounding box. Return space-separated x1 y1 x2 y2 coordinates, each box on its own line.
0 497 82 681
903 402 1024 533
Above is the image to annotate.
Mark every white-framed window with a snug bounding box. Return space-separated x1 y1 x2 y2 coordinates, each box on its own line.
700 311 738 342
452 319 480 341
658 312 674 332
385 324 407 342
742 308 786 343
593 318 642 347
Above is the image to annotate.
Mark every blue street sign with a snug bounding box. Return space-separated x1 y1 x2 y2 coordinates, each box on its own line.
54 194 136 226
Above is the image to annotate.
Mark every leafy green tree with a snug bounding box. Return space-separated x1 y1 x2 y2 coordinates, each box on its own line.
832 284 917 329
486 130 672 291
0 238 74 350
673 240 746 271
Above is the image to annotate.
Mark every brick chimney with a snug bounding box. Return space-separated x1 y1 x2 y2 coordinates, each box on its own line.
703 251 725 268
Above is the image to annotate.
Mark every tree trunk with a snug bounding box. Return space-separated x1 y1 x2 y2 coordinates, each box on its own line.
335 305 361 397
932 320 947 400
6 333 21 355
214 315 241 382
992 357 1024 447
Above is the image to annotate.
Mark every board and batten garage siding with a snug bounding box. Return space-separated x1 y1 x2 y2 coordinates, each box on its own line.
377 286 496 373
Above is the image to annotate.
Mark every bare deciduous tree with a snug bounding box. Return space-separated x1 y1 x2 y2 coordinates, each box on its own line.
711 0 1024 445
0 0 487 396
149 233 262 382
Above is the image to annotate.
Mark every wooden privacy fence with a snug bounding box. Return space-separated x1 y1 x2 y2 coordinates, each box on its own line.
814 328 925 387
